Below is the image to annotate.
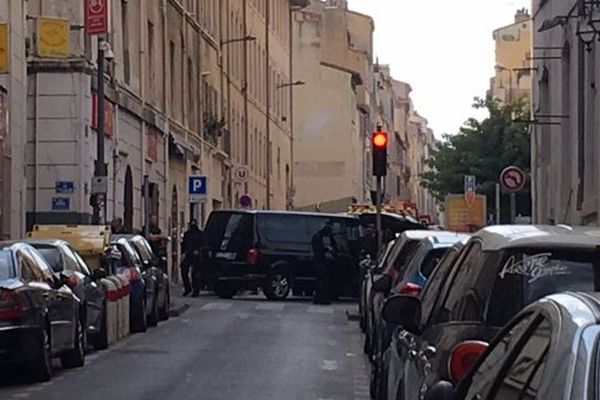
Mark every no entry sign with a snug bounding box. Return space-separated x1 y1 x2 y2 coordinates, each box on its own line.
500 166 526 193
85 0 109 35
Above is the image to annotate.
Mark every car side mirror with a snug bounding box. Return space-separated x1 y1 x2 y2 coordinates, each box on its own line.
382 295 422 333
92 268 108 280
424 381 455 400
372 275 392 293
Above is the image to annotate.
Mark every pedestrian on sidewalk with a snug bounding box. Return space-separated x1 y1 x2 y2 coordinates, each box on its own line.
111 217 127 234
180 219 204 297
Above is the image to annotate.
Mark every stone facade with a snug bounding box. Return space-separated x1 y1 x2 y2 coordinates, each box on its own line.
531 0 600 225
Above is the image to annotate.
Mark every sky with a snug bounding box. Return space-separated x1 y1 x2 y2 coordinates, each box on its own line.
347 0 531 137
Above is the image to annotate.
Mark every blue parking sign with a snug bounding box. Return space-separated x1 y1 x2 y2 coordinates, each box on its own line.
189 175 207 203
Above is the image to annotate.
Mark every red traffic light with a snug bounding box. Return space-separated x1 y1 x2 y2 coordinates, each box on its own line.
372 132 388 148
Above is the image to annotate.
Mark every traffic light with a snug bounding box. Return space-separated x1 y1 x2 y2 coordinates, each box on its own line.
372 129 388 177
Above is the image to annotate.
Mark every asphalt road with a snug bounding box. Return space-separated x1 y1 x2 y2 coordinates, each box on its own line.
0 294 369 400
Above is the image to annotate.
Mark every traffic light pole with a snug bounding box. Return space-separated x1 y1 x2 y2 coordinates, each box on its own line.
375 176 383 257
93 38 107 225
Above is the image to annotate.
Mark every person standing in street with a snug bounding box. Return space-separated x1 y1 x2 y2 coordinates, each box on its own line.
311 223 337 305
142 214 167 256
180 219 204 297
110 217 127 234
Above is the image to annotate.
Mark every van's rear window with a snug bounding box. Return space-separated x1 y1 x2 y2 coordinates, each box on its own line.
205 213 254 251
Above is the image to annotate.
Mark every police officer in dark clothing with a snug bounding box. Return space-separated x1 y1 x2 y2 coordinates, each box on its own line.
312 224 337 305
180 219 204 297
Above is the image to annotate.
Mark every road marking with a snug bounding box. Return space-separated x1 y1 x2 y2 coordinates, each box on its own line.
328 339 338 346
308 305 334 314
11 393 31 399
200 302 233 311
236 312 251 319
321 359 339 371
255 303 285 311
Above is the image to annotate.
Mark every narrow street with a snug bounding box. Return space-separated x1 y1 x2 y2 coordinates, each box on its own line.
0 296 370 400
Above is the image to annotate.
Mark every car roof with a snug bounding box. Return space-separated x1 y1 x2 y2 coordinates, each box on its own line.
210 209 358 221
474 225 600 251
18 239 70 248
400 230 435 241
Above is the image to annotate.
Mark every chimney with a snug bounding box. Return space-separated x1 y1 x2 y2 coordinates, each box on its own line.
326 0 348 9
515 8 530 23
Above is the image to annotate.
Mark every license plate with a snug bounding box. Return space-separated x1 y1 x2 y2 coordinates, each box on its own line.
215 252 236 260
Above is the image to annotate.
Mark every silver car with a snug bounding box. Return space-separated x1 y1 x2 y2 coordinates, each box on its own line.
424 291 600 400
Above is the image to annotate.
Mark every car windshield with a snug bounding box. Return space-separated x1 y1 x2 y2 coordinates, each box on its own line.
33 246 63 272
487 248 600 326
0 251 15 280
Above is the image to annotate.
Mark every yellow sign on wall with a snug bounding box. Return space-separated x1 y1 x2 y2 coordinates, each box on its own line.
0 23 8 73
445 194 487 233
37 17 69 59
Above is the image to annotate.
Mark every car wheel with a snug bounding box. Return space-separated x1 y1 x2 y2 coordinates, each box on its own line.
215 282 236 299
93 302 109 350
264 270 291 300
147 292 159 327
29 326 52 382
159 288 170 321
131 298 148 333
60 317 85 369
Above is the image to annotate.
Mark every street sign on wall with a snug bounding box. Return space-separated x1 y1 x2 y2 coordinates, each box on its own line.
0 23 8 73
500 166 526 193
37 17 70 58
188 175 207 203
233 166 250 184
85 0 109 36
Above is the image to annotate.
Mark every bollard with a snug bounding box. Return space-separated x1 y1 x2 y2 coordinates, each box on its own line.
106 275 123 339
100 278 118 345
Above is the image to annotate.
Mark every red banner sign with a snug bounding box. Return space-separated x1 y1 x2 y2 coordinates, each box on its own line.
85 0 109 35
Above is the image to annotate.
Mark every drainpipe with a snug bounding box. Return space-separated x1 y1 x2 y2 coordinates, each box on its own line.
243 0 249 196
265 0 271 209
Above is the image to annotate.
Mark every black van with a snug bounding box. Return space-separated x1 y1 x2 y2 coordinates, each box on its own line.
203 210 361 300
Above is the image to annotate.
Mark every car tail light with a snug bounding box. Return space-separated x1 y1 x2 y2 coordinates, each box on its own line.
398 282 422 296
247 248 259 265
448 341 489 383
106 288 119 302
123 267 142 281
0 290 24 319
66 275 79 289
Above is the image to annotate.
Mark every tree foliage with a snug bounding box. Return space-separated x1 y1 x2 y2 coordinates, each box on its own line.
421 96 531 217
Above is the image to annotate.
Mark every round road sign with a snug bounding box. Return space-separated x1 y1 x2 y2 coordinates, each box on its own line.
239 194 252 208
500 166 526 193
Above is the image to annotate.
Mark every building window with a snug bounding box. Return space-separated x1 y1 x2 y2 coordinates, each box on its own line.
170 41 175 108
147 21 154 95
121 0 130 84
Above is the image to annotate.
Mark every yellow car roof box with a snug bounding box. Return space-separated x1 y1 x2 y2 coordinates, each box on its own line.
27 224 111 256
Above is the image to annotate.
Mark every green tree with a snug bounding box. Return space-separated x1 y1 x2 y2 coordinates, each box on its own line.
421 96 531 221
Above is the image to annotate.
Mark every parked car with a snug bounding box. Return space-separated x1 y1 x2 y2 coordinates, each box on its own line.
383 225 600 400
115 235 170 321
383 241 467 400
364 230 432 359
0 242 86 381
360 240 395 333
16 240 109 350
111 238 158 331
370 233 470 399
422 291 600 400
203 210 361 300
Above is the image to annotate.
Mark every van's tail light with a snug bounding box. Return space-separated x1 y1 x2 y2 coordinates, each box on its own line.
247 248 260 265
0 290 24 319
448 341 489 383
398 282 422 296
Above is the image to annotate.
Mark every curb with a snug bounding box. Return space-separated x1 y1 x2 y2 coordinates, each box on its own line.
169 302 190 317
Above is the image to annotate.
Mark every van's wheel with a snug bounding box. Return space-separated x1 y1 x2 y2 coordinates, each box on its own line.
29 325 52 382
264 270 291 300
93 302 109 350
215 282 236 299
60 317 85 369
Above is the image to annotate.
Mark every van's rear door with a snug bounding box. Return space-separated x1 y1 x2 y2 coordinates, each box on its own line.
204 212 254 262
